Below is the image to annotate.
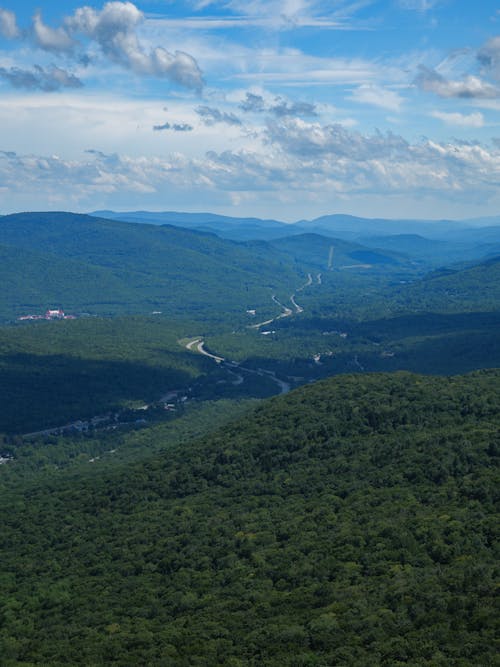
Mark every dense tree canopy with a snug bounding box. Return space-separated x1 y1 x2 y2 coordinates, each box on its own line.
0 371 498 665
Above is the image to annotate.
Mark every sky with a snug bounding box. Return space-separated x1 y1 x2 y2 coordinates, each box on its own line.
0 0 499 220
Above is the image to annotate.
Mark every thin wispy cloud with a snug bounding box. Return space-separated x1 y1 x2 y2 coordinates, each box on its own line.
430 110 485 128
397 0 440 11
350 84 404 111
478 36 500 81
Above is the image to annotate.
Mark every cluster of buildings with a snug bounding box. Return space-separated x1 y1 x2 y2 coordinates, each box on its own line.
18 308 76 322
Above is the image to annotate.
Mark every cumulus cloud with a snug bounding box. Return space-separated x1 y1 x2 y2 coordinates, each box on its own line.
239 92 266 113
0 3 204 91
264 117 410 160
430 110 484 128
239 92 317 117
0 8 20 39
270 98 317 117
415 65 500 98
0 65 83 91
153 121 193 131
64 2 204 89
33 10 76 53
195 105 242 126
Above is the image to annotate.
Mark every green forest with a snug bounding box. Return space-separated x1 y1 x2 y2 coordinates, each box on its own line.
0 371 498 665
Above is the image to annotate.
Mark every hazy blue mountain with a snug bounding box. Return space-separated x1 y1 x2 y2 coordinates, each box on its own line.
91 209 295 241
444 225 500 243
91 210 500 249
296 213 472 240
357 233 500 266
269 233 411 271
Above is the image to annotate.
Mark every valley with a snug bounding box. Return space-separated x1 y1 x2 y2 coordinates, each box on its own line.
0 209 498 667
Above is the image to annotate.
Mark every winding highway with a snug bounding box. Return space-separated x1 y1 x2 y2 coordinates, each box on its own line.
183 270 321 395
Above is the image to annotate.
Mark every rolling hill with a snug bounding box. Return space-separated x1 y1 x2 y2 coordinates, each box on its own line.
91 209 500 265
92 209 295 241
0 212 303 322
269 233 410 271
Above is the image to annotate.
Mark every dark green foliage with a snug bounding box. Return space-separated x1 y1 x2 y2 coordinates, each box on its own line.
0 371 498 665
0 317 213 433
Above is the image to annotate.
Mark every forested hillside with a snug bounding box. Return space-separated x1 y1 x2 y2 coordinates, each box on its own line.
0 212 303 322
0 317 214 433
1 371 498 666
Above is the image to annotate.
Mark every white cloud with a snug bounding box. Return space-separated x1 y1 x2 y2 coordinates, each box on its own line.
350 84 404 111
65 2 204 89
239 92 318 117
195 105 242 125
0 3 204 91
430 110 485 128
1 118 499 215
33 10 76 53
0 8 20 39
415 65 500 98
263 117 411 160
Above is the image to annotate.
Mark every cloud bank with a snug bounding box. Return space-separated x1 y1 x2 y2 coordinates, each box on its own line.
1 123 498 212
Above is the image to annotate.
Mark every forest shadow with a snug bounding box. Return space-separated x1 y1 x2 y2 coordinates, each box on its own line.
0 351 197 434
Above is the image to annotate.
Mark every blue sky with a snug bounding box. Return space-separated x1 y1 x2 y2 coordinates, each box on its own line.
0 0 499 220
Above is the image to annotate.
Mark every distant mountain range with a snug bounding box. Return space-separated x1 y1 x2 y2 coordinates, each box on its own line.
92 209 500 265
92 208 500 235
1 209 498 323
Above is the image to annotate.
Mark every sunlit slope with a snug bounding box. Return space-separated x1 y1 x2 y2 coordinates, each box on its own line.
0 212 303 321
